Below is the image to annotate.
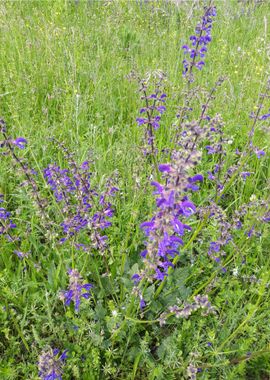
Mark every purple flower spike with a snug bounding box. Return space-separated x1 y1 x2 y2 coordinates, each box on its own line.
12 137 27 149
60 269 93 312
135 72 167 154
38 348 67 380
182 5 216 78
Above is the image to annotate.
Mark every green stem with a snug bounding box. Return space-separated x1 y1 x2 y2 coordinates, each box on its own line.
10 310 30 352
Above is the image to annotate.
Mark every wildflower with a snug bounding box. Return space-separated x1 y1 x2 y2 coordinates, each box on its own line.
14 250 29 259
0 204 16 237
44 153 117 251
182 5 216 80
241 172 251 180
60 269 93 312
187 363 199 380
134 115 211 289
0 123 47 219
159 295 215 326
38 347 67 380
135 71 167 154
11 137 28 149
259 112 270 120
255 149 265 159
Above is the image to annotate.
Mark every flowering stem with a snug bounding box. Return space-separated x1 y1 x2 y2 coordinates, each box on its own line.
2 131 47 220
153 214 207 300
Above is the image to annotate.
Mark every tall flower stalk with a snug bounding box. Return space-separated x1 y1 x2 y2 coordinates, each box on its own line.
182 3 216 82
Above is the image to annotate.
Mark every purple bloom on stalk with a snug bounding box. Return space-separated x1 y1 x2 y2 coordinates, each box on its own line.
139 296 146 310
185 174 204 191
0 205 16 236
210 242 220 252
247 226 255 238
255 149 265 159
187 363 198 380
135 72 167 153
14 250 29 259
182 5 216 79
38 347 67 380
11 137 27 149
207 171 215 180
159 164 172 173
136 117 147 126
241 172 251 180
156 105 166 114
0 207 11 220
81 161 89 170
44 159 116 250
259 112 270 120
60 269 93 312
131 273 141 284
188 174 204 183
134 141 203 290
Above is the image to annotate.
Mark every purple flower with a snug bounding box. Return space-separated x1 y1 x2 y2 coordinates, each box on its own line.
60 269 93 312
81 161 89 170
38 348 67 380
255 149 265 159
133 144 202 292
159 164 172 173
14 250 29 259
135 73 167 153
247 226 255 238
0 205 16 237
131 274 141 284
44 160 116 250
181 200 196 216
188 174 204 183
182 5 216 78
139 296 146 310
156 105 166 114
0 207 10 219
136 117 147 126
259 112 270 120
11 137 27 149
241 172 251 180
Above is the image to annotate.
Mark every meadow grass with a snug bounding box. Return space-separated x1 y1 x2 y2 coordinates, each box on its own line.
0 1 270 379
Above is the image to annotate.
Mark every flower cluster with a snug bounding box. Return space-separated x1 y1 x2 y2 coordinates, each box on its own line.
187 363 202 380
60 269 93 312
133 151 203 285
0 121 48 220
182 5 217 80
43 145 118 250
159 295 215 326
134 71 167 155
0 196 16 239
38 348 67 380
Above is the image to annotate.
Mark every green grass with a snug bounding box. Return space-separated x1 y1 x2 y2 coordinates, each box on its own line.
0 1 270 379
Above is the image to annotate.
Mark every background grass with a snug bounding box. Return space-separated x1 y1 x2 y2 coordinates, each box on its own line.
0 1 270 379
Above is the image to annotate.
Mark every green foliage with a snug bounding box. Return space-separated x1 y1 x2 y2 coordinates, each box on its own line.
0 1 270 379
